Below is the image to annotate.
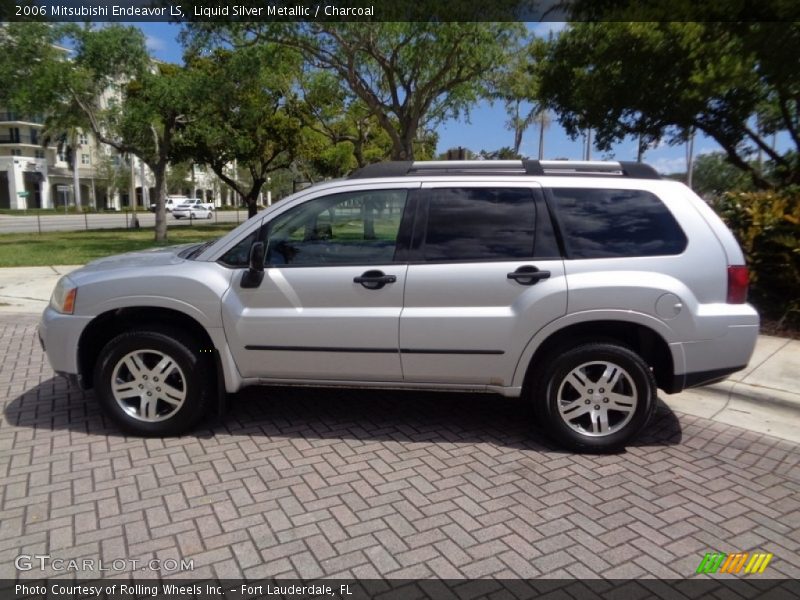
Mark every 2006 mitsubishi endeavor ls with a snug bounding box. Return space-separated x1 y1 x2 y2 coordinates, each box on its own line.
38 160 759 451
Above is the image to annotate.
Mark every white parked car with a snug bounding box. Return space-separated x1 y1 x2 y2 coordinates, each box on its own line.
172 203 212 220
187 198 215 211
150 196 189 213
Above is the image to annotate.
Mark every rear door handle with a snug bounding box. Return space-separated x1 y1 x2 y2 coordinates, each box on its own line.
507 265 551 285
354 270 397 290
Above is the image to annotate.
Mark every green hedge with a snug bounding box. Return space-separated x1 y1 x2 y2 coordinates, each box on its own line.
714 190 800 327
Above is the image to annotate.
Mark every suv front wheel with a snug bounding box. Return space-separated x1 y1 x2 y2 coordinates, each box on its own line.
532 343 657 452
93 329 210 436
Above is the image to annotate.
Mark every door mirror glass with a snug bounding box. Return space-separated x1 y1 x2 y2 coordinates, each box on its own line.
241 241 265 288
248 241 265 272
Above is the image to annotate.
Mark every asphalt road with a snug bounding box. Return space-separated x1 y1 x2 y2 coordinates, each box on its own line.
0 210 247 234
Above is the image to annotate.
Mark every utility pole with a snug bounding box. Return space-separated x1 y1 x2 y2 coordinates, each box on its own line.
685 128 695 189
538 114 545 160
585 129 592 161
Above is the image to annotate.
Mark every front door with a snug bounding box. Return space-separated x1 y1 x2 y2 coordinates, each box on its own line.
399 183 567 386
222 186 414 382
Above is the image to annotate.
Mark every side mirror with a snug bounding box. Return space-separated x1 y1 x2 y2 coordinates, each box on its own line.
241 241 265 288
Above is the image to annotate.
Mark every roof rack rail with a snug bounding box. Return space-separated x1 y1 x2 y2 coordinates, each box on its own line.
348 160 661 180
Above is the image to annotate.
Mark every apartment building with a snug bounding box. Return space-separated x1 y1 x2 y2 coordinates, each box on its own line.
0 110 222 211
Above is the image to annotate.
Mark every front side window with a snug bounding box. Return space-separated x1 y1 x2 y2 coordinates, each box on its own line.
265 189 408 266
81 153 90 165
421 188 536 261
550 188 687 259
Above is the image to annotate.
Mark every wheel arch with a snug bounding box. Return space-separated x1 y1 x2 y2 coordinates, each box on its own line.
515 314 680 394
78 307 220 390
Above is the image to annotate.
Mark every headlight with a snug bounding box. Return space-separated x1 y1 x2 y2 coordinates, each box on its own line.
50 276 78 314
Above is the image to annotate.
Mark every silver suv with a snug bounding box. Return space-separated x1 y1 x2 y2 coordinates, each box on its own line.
38 161 759 451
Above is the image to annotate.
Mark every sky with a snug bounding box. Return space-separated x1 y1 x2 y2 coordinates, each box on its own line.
134 21 782 176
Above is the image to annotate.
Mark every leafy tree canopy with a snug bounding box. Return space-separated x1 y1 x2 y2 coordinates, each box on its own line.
185 22 524 160
538 20 800 188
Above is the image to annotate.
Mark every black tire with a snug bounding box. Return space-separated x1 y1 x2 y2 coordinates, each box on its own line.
93 328 211 436
530 343 656 452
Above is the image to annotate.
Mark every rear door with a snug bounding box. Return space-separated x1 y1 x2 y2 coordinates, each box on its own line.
399 182 567 386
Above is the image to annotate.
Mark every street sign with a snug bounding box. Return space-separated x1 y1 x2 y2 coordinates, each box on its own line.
17 191 29 197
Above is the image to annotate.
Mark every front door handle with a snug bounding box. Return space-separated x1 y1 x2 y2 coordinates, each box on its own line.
507 265 551 285
354 270 397 290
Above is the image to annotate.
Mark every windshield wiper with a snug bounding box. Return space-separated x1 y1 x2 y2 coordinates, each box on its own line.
185 239 217 260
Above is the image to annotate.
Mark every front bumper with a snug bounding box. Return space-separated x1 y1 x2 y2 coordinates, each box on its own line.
38 306 93 379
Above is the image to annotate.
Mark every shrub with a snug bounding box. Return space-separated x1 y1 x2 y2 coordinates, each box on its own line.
714 190 800 327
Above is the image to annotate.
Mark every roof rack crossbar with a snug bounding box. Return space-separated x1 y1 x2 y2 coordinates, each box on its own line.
347 160 660 180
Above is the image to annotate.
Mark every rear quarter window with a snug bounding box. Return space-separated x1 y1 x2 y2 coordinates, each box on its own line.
549 188 687 258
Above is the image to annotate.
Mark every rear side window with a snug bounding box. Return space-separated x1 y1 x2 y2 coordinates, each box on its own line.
422 188 536 261
550 188 687 258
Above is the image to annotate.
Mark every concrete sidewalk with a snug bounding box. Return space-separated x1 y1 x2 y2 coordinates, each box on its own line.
1 265 798 443
0 265 83 314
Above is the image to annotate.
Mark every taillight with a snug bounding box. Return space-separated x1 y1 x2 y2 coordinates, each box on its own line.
727 265 749 304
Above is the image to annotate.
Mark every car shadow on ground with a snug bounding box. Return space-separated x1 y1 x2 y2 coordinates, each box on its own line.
4 379 682 452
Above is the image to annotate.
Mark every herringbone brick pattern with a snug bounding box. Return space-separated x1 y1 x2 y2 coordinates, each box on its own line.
2 315 799 579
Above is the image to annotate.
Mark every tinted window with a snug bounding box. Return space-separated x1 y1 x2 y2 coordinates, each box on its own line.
550 188 687 258
422 188 535 261
265 190 407 266
218 230 257 267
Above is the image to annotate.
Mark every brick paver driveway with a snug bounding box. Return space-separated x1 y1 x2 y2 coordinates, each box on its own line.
2 315 799 580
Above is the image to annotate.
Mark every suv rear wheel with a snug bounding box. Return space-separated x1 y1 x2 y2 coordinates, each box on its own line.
93 329 210 436
532 343 656 452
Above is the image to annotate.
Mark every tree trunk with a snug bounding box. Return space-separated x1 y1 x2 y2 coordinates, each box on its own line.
71 132 82 210
513 102 523 155
153 162 168 242
245 178 265 218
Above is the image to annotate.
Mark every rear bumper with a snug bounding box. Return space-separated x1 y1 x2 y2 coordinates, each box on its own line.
668 323 759 393
670 364 747 393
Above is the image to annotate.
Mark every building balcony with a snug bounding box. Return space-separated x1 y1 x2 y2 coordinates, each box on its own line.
0 112 45 125
0 132 41 145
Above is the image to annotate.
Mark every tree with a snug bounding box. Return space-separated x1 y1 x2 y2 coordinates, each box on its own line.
166 161 192 196
489 36 549 156
295 70 394 178
691 152 754 199
93 151 131 209
187 22 524 161
537 20 800 188
477 147 519 160
178 44 309 218
0 23 187 241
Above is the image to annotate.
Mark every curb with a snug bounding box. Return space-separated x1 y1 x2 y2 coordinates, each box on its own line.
705 381 800 415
